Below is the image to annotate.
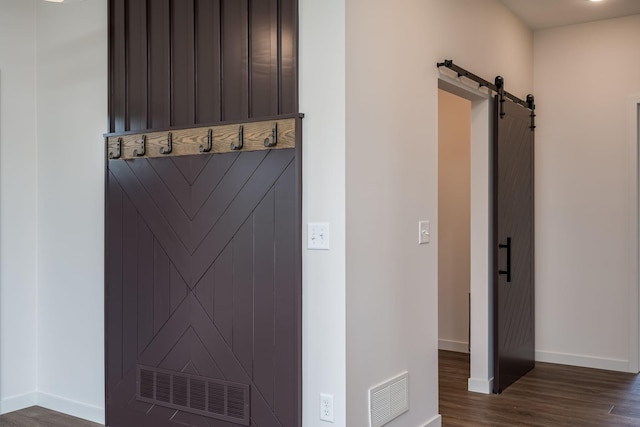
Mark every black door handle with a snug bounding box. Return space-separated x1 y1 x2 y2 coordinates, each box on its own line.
499 237 511 283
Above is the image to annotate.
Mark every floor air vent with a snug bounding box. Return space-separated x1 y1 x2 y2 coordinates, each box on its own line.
137 365 250 425
369 371 409 427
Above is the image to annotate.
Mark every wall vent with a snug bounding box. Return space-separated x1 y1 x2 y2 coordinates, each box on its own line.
137 365 250 425
369 371 409 427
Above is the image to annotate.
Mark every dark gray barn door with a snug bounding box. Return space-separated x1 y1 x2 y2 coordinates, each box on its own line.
106 148 301 426
493 97 535 394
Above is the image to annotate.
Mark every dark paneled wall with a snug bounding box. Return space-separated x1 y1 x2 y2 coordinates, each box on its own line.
108 0 298 134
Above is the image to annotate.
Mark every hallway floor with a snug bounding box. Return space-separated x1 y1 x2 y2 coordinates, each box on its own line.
0 406 101 427
439 350 640 426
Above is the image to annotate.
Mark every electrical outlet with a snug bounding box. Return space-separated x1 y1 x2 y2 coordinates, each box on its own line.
320 393 334 422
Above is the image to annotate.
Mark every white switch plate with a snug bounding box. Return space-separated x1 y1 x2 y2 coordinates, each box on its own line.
308 223 330 250
419 220 430 244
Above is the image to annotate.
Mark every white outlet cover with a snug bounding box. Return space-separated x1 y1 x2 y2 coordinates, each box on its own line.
320 393 334 422
308 222 330 250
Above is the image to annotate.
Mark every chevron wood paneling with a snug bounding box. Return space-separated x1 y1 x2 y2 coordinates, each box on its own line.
106 148 301 426
493 98 535 394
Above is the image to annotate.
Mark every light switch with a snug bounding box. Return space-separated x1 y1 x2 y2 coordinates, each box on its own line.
308 222 330 250
419 220 430 244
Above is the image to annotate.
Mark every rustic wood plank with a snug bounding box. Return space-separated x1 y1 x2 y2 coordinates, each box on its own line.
106 117 296 160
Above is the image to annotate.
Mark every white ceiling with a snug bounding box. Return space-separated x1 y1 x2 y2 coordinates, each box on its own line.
500 0 640 30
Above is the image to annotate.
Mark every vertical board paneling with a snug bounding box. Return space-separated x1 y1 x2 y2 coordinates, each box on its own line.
194 0 222 123
233 218 254 378
106 171 123 392
122 195 139 375
250 0 278 117
253 189 275 407
126 0 147 130
109 0 297 133
195 265 215 321
279 0 297 114
148 0 171 129
170 0 196 126
170 263 188 313
221 0 249 121
273 163 297 426
214 244 234 345
109 0 126 132
137 217 154 355
153 238 170 333
108 0 301 424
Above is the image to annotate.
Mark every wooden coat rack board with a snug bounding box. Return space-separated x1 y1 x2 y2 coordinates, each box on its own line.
104 116 300 160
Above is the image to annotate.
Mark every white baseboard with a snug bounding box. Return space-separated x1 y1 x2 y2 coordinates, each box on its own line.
438 339 469 353
421 414 442 427
0 391 38 415
467 376 493 394
535 350 630 372
36 392 105 425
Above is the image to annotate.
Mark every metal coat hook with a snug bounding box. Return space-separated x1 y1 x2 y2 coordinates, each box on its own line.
231 125 244 150
109 138 122 159
133 135 146 157
264 123 278 147
200 128 213 153
160 132 173 154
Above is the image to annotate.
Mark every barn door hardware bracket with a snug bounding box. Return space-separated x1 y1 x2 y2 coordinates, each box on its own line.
231 125 244 150
109 138 122 159
437 59 534 114
133 135 146 157
264 123 278 147
495 76 506 119
160 132 173 154
200 128 213 153
527 94 536 130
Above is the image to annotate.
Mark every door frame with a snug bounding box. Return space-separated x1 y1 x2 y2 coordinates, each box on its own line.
630 94 640 373
438 74 494 394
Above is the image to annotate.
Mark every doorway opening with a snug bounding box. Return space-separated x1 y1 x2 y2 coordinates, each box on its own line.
437 75 494 394
438 89 471 357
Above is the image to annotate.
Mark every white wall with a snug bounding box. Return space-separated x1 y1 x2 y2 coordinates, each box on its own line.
534 15 640 372
0 0 535 425
438 89 471 353
345 0 532 425
34 1 107 423
0 0 38 413
299 0 347 425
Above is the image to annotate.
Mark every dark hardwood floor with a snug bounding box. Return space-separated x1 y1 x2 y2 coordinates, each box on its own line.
0 406 101 427
3 357 640 427
439 350 640 426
